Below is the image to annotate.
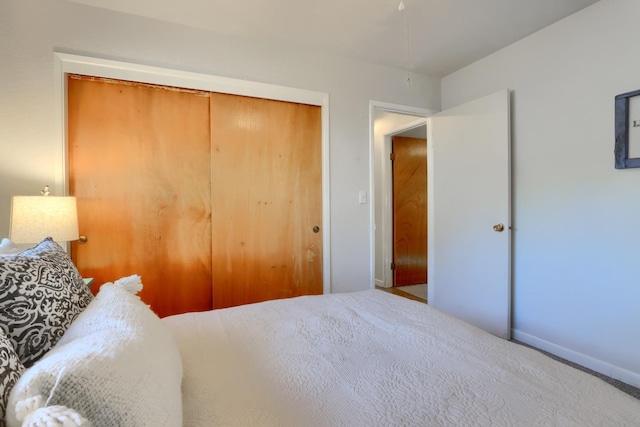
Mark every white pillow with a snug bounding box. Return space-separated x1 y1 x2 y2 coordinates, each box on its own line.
0 238 19 255
6 275 183 427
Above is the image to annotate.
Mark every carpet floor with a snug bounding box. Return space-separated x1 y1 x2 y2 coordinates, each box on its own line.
512 340 640 400
395 284 427 300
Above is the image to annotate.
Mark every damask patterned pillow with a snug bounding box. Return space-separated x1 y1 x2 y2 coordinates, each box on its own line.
0 329 24 427
0 238 93 367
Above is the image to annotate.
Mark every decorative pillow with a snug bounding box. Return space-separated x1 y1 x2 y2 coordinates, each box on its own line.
6 275 183 427
0 330 24 427
0 238 93 367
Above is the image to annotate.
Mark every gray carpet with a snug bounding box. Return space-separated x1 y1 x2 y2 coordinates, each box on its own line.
396 284 427 300
512 340 640 400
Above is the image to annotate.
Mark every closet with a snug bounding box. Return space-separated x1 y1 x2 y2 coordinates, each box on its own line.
68 75 323 317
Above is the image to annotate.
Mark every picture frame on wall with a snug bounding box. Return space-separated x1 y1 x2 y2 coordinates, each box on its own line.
614 89 640 169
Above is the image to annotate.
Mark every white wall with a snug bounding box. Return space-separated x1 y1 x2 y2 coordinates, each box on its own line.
442 0 640 385
0 0 441 293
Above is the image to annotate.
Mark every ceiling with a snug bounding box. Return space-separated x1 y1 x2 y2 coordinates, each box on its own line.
66 0 599 77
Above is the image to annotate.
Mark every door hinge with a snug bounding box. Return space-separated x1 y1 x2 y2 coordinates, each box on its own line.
390 153 395 161
390 262 396 270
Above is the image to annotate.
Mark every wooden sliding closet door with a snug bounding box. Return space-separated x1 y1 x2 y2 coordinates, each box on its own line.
210 93 323 308
68 75 212 317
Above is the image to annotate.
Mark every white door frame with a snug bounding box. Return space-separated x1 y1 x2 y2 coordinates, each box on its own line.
369 101 435 289
381 119 427 287
53 53 332 295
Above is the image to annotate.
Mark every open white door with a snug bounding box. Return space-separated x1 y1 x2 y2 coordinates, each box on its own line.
427 90 511 339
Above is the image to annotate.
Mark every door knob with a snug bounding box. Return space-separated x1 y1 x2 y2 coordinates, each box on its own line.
78 235 88 244
313 226 320 233
493 223 505 232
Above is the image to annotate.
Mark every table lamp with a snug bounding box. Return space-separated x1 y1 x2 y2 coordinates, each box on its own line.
9 186 80 244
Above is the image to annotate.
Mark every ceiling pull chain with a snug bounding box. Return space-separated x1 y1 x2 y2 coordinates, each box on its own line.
398 0 411 86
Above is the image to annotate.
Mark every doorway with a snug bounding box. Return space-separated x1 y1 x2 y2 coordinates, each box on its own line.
371 93 511 337
370 101 434 297
392 132 427 291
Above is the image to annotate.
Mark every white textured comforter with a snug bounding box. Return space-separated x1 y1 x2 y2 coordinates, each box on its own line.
163 290 640 426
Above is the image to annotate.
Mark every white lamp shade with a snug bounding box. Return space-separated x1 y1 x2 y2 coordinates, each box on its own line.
10 196 80 243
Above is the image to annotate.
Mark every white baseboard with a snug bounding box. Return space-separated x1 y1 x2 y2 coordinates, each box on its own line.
375 278 389 288
512 329 640 388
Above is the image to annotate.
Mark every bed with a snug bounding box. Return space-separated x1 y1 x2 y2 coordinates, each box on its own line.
164 289 640 426
1 239 640 426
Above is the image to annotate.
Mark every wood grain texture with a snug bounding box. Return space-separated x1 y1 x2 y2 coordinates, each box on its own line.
210 93 322 308
68 75 213 317
392 136 428 286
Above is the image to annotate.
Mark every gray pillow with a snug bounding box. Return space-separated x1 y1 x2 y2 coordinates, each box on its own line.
0 329 24 427
0 238 93 367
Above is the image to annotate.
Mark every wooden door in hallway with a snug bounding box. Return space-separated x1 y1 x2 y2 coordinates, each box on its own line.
392 136 428 286
68 75 213 317
210 93 323 308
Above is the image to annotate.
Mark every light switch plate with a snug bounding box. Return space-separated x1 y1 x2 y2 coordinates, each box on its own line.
359 191 367 204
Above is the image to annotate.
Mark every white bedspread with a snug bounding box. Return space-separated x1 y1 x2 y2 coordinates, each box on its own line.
163 290 640 426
